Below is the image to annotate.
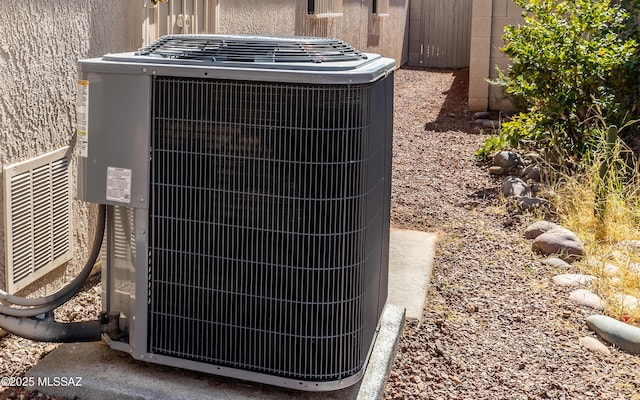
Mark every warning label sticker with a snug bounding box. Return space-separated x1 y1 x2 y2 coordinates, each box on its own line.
106 167 132 204
76 80 89 158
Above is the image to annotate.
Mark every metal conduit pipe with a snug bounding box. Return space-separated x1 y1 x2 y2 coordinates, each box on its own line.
0 205 106 309
0 205 113 342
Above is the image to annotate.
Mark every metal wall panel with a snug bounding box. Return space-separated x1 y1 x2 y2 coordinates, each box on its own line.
75 73 151 209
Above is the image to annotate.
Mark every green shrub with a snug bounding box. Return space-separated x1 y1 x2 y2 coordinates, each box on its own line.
485 0 640 159
475 133 509 161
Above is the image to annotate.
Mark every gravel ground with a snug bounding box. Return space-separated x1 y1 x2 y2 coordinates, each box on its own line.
1 67 640 399
385 68 640 400
0 272 101 400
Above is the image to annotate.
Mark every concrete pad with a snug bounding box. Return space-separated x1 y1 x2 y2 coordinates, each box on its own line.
388 228 437 320
24 227 438 399
27 304 405 400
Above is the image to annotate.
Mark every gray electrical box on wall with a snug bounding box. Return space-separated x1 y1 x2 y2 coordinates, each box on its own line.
76 34 394 391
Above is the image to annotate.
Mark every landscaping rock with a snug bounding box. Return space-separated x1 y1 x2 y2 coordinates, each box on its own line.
474 118 489 125
588 260 620 276
617 240 640 251
614 294 639 312
530 183 543 195
532 227 584 261
579 336 611 356
552 274 596 287
483 120 501 129
488 166 505 175
502 176 530 197
605 264 621 276
524 221 561 239
473 111 491 119
544 257 572 269
516 197 550 212
587 314 640 355
493 151 524 169
569 289 605 310
521 164 541 183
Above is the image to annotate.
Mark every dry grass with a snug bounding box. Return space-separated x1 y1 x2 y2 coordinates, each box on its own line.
553 138 640 325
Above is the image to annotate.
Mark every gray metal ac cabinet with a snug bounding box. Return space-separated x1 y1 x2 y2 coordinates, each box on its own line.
76 35 394 391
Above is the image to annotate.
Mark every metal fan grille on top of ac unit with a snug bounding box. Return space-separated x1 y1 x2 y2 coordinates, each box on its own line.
136 34 368 63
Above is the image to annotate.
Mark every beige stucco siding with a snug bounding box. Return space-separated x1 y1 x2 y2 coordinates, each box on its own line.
218 0 409 66
0 0 135 293
0 0 407 294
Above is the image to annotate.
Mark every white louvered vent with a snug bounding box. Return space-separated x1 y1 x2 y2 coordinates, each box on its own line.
3 147 72 294
308 0 344 17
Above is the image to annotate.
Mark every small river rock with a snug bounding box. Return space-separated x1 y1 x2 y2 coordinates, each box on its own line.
552 274 596 287
587 314 640 355
524 221 561 239
579 336 611 356
569 289 605 310
614 294 639 312
532 227 585 262
502 176 530 197
493 151 524 169
544 257 572 269
516 197 549 212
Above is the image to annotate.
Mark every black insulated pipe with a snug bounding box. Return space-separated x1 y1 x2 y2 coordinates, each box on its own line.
0 204 106 311
0 312 120 343
0 314 101 342
0 204 113 342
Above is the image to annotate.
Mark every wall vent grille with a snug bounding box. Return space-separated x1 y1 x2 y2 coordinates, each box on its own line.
3 147 72 294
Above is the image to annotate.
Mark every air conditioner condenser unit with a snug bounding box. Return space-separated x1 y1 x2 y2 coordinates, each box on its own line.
76 34 395 391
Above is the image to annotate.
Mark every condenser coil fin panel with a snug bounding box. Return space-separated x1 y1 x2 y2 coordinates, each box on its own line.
76 34 394 391
147 77 382 381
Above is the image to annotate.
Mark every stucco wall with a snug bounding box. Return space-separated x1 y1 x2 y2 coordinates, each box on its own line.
468 0 522 111
0 0 406 294
218 0 409 66
0 0 135 293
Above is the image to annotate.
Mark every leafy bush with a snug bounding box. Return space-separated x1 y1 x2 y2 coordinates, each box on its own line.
475 133 509 161
483 1 640 325
483 0 640 159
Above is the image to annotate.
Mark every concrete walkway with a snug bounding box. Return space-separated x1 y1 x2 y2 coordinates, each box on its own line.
26 228 436 400
388 229 436 320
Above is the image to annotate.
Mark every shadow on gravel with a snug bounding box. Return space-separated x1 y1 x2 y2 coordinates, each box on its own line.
468 187 500 200
420 68 472 133
457 187 501 211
